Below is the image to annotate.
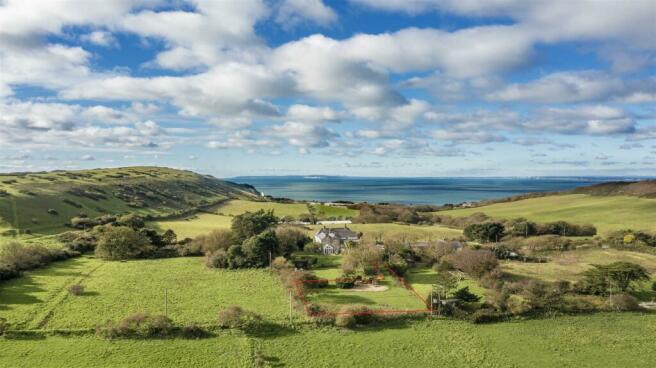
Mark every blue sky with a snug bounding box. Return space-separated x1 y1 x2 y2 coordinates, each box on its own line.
0 0 655 177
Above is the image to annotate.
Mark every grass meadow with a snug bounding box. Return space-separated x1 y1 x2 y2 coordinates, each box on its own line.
0 257 297 330
441 194 656 235
1 313 655 367
216 200 309 218
310 204 359 218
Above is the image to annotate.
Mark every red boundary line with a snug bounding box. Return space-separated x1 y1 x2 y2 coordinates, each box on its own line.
293 265 431 318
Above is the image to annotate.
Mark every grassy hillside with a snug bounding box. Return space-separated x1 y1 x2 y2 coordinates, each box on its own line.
440 194 656 235
0 167 259 236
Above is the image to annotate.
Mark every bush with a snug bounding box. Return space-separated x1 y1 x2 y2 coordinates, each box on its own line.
464 222 505 243
606 293 640 311
335 305 373 328
469 309 507 324
47 208 59 216
0 242 79 280
652 281 656 292
217 306 262 330
275 226 310 255
192 229 234 255
96 313 174 339
523 235 572 252
65 233 97 252
335 276 355 289
452 286 481 302
272 256 292 272
68 284 85 296
0 263 19 281
205 249 230 268
117 214 146 229
445 249 498 278
0 317 9 335
181 324 210 339
387 254 409 276
95 226 152 260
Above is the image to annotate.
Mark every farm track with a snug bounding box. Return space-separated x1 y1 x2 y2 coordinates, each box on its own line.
26 261 106 330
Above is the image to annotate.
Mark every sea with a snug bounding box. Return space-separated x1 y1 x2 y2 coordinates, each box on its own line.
230 176 645 205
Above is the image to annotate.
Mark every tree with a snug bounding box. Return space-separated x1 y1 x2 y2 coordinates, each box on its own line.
161 229 177 245
452 286 480 302
524 280 562 312
509 218 537 237
241 230 280 267
387 254 409 276
95 226 151 260
231 210 278 243
433 271 458 299
463 222 505 243
117 214 145 229
275 226 309 255
579 262 650 295
445 248 498 278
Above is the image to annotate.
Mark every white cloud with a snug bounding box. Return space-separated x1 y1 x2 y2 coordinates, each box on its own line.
276 0 337 28
81 31 118 47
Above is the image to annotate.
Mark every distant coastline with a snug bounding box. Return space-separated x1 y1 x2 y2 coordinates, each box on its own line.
230 176 648 205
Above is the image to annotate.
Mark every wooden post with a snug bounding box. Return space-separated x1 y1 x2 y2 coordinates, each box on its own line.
289 290 293 325
165 289 168 317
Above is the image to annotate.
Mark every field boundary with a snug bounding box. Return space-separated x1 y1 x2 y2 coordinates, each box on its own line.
294 265 431 317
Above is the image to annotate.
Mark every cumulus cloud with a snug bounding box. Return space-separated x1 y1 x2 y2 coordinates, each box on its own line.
275 0 337 28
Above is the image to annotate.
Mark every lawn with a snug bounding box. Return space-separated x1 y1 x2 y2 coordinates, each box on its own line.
440 194 656 235
405 267 487 301
0 256 298 330
304 255 427 312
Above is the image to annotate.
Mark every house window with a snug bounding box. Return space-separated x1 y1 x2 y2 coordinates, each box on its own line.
323 245 334 255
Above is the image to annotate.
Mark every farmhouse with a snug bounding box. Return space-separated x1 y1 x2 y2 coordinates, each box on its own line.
314 226 361 254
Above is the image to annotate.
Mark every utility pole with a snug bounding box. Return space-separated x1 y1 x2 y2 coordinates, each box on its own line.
289 290 293 325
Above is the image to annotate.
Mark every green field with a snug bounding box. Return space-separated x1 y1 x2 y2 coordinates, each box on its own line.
152 213 233 238
217 200 308 218
405 267 487 301
0 257 298 330
441 194 656 235
502 248 656 283
310 204 359 219
1 314 655 367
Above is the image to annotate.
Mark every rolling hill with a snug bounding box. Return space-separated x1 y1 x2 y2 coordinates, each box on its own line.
0 166 260 235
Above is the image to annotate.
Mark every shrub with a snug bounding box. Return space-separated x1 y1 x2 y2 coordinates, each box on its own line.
95 226 152 260
445 249 498 278
271 256 292 272
47 208 59 215
275 226 310 255
96 313 174 339
68 284 85 296
652 281 656 292
464 222 505 243
523 235 572 252
469 309 507 324
0 263 19 281
335 277 355 289
205 249 230 268
0 317 9 335
0 242 79 278
607 293 640 311
117 214 146 229
452 286 481 302
335 305 373 328
65 233 97 252
241 230 280 267
181 324 210 339
192 229 234 255
217 306 262 330
387 254 409 276
577 262 650 295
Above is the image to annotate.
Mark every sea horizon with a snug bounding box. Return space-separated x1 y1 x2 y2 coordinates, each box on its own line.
229 176 651 205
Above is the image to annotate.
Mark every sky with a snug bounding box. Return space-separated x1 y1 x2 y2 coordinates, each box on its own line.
0 0 655 178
